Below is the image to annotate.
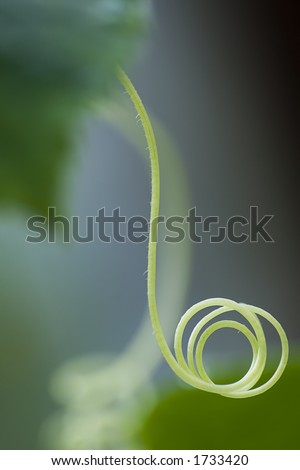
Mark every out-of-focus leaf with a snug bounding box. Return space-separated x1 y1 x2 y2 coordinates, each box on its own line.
0 0 149 214
139 359 300 449
0 293 56 449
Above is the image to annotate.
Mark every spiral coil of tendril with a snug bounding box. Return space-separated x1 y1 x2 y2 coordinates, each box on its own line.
173 298 288 398
118 68 289 398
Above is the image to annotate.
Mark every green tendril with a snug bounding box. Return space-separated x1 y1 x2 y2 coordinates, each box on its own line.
117 67 289 398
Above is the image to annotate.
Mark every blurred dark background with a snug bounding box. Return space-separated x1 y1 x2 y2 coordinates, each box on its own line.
0 0 299 449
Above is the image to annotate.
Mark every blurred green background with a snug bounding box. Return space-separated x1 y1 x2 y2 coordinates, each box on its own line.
0 0 299 450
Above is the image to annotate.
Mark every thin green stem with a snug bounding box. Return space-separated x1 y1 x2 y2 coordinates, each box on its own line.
118 67 289 398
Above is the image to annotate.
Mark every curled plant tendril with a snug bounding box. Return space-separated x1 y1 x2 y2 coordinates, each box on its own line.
117 68 289 398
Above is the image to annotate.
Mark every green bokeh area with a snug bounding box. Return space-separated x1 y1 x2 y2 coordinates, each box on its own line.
140 358 300 449
0 0 148 214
